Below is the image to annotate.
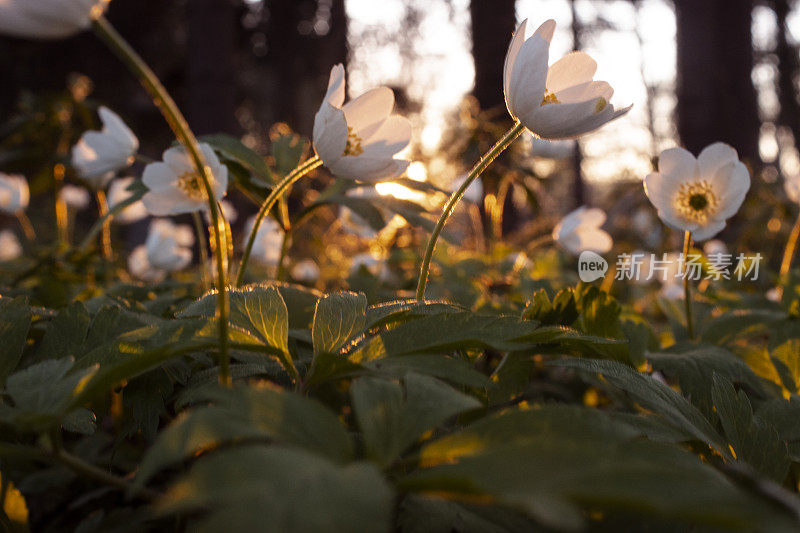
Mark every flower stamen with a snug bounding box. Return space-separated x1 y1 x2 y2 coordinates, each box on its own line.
343 126 364 156
541 90 560 106
674 180 719 224
177 171 206 200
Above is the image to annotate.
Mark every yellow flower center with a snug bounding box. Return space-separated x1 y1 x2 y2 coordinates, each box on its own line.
343 126 364 156
541 90 560 105
674 180 719 224
595 97 608 113
177 171 206 200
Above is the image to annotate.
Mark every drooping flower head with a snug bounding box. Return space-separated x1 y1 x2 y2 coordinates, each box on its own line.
71 107 139 188
128 219 194 282
108 177 148 224
504 19 631 140
0 174 29 214
313 64 412 181
553 206 613 256
0 0 108 39
142 143 228 216
644 143 750 241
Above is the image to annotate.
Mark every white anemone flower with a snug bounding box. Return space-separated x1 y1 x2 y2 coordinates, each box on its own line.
71 107 138 188
142 143 228 216
0 174 29 214
0 0 108 40
313 64 412 181
553 206 613 256
58 185 90 210
107 177 147 224
0 230 22 261
128 219 194 282
504 19 631 140
243 216 283 266
644 143 750 241
291 259 320 283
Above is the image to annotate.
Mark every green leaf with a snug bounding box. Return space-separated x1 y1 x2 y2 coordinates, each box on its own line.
36 301 90 361
158 445 392 533
351 374 480 466
312 291 367 356
134 384 353 491
552 358 730 458
648 345 772 420
711 374 790 482
366 354 488 388
0 297 31 385
200 133 272 184
271 128 308 177
402 406 798 532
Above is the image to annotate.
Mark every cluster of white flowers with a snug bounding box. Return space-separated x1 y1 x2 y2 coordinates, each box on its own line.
128 219 194 282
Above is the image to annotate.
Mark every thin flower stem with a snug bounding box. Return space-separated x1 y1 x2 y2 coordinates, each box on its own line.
236 156 322 287
15 211 36 241
683 231 695 340
416 121 525 300
275 227 291 281
92 16 232 386
192 211 211 292
95 190 113 261
780 209 800 281
527 234 553 253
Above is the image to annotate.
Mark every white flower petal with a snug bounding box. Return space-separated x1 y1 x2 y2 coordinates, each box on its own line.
342 87 394 140
329 156 410 182
691 219 726 241
711 161 750 220
361 116 412 158
697 142 737 179
507 33 550 119
324 64 346 108
657 146 696 178
313 103 349 165
503 19 528 111
546 51 598 94
521 99 629 140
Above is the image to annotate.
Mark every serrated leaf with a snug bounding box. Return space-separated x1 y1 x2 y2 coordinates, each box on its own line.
552 358 730 458
134 384 352 492
158 445 392 533
351 374 481 466
312 291 367 356
711 374 790 482
0 297 31 385
36 301 90 361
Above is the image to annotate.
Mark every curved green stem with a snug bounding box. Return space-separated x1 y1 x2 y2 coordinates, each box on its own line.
93 16 231 386
683 231 695 340
236 156 322 287
416 121 525 300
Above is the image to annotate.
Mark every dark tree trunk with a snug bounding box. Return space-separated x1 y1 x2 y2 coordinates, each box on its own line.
259 0 348 136
773 0 800 146
674 0 759 161
569 0 585 208
470 0 516 113
187 0 239 135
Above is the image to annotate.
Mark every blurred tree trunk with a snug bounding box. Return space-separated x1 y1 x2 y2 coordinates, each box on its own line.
187 0 239 135
470 0 516 113
674 0 759 161
569 0 585 208
260 0 348 136
773 0 800 147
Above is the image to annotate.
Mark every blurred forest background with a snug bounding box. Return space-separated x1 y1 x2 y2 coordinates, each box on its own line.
1 0 800 254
